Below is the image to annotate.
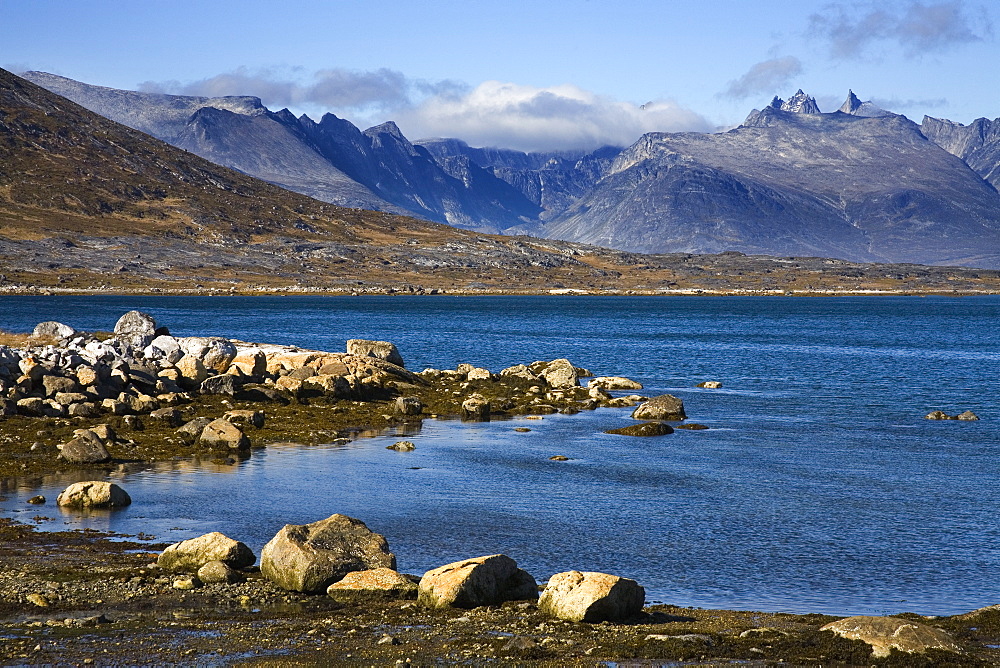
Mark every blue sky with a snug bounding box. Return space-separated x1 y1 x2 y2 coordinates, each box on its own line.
2 0 997 151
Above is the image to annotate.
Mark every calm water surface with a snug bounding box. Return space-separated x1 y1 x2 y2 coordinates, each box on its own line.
0 295 997 616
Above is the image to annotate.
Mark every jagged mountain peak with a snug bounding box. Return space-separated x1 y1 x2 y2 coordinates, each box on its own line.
839 90 894 118
780 89 820 114
364 120 405 140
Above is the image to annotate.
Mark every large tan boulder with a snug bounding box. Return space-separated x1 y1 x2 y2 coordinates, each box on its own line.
588 376 643 390
346 339 404 368
157 531 256 573
199 418 250 450
327 567 418 602
631 394 687 421
820 616 962 658
534 359 578 389
179 337 238 374
418 554 538 609
539 570 645 622
56 481 131 509
260 514 395 593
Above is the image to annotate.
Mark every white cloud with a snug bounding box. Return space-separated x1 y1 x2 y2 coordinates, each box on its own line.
139 70 711 152
809 1 991 58
721 57 804 100
394 81 712 152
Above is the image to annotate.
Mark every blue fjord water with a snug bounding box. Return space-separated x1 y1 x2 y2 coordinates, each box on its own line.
0 295 998 616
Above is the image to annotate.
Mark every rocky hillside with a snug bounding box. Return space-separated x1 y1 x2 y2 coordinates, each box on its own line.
23 73 1000 269
3 68 999 295
541 92 1000 268
921 114 1000 189
20 71 543 233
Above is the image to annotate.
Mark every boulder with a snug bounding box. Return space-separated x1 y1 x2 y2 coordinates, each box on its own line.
466 367 494 381
346 339 405 368
56 481 131 509
149 407 184 427
418 554 538 609
176 417 213 444
179 337 238 374
222 409 265 429
33 321 76 341
260 514 396 593
925 410 953 420
461 394 491 421
200 374 242 396
157 531 256 573
539 571 645 623
394 396 423 416
605 422 674 437
143 335 184 364
589 376 644 390
957 411 980 421
696 381 723 389
197 560 245 584
820 615 961 658
632 394 687 421
114 310 157 349
230 349 267 377
42 375 79 397
499 364 539 381
175 355 209 388
327 567 418 602
536 359 578 389
387 441 416 451
59 429 111 464
199 419 250 450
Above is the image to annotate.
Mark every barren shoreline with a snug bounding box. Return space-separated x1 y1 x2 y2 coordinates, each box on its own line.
1 315 999 665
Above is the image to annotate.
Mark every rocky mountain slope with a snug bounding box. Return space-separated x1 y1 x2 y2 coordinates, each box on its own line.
11 71 1000 272
921 115 1000 189
20 72 545 233
0 68 648 293
541 91 1000 268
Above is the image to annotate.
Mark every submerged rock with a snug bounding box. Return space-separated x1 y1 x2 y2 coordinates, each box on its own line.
260 514 396 593
539 570 645 623
820 615 961 658
418 554 537 609
605 422 673 437
386 440 416 451
696 381 723 389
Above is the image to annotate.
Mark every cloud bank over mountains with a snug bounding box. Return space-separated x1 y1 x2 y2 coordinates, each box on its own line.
139 68 712 152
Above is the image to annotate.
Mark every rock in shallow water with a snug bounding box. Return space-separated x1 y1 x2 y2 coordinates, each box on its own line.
56 481 131 509
632 394 686 421
605 422 673 437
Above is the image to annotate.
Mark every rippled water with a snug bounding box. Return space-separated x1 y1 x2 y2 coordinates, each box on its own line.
1 295 998 616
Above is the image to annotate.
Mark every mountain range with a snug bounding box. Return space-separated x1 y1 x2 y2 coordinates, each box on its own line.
15 72 1000 269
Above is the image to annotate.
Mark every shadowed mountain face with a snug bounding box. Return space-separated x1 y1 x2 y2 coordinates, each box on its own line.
541 105 1000 268
19 72 545 233
922 115 1000 189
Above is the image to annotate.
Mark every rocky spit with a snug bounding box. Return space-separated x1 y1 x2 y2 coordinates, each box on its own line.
1 312 999 665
